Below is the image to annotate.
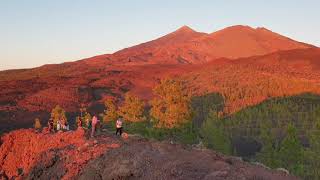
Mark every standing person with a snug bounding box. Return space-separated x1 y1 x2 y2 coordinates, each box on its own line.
48 118 54 133
96 117 101 134
56 119 61 131
116 117 123 136
87 117 92 130
77 117 82 128
61 120 65 130
65 121 69 131
91 115 98 137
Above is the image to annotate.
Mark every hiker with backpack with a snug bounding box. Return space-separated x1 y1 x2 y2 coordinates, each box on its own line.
116 117 123 136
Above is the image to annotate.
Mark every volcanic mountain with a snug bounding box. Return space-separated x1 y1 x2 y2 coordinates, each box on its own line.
0 25 319 133
109 25 314 64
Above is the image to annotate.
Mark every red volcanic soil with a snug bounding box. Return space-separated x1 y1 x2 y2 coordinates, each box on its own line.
0 129 297 179
0 25 319 131
0 128 120 179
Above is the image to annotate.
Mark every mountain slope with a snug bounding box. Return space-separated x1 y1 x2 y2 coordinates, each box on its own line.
182 48 320 113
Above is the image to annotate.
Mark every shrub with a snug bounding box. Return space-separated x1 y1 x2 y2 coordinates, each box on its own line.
84 112 92 128
50 105 67 128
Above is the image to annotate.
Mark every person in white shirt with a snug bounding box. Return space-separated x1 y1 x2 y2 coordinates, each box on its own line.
56 119 61 131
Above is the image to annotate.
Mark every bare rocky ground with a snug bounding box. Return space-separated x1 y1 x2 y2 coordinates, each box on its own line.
0 128 298 180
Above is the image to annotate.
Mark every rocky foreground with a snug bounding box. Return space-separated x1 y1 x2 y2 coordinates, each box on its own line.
0 129 297 180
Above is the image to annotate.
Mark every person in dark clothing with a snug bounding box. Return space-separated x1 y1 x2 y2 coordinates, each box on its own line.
116 117 123 136
77 117 82 128
48 118 54 133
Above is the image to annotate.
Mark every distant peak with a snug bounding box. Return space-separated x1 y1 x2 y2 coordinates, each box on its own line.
225 25 254 31
210 25 276 36
256 27 272 32
222 25 273 33
175 25 196 33
152 25 204 45
210 25 254 36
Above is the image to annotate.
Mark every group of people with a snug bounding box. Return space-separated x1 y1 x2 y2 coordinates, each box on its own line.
47 114 124 138
76 114 101 137
47 117 69 132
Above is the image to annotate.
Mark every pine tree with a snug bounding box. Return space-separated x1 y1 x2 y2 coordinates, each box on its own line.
309 109 320 152
304 112 320 178
191 93 224 128
79 103 87 119
278 123 303 175
84 112 92 128
150 78 192 128
103 98 118 123
201 111 231 155
118 93 145 122
50 105 67 128
257 120 280 168
34 118 42 130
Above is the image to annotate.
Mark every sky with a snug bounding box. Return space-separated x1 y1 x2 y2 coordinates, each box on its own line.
1 0 319 70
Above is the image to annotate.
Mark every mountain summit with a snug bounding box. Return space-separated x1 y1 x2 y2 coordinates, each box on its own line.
174 25 196 33
112 25 313 64
207 25 314 58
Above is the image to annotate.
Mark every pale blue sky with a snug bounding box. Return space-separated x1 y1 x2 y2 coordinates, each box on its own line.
1 0 319 70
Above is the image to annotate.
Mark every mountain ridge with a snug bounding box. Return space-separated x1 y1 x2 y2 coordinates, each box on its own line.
109 24 314 64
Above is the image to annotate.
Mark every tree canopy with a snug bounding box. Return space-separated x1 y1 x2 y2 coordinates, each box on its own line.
150 78 192 128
